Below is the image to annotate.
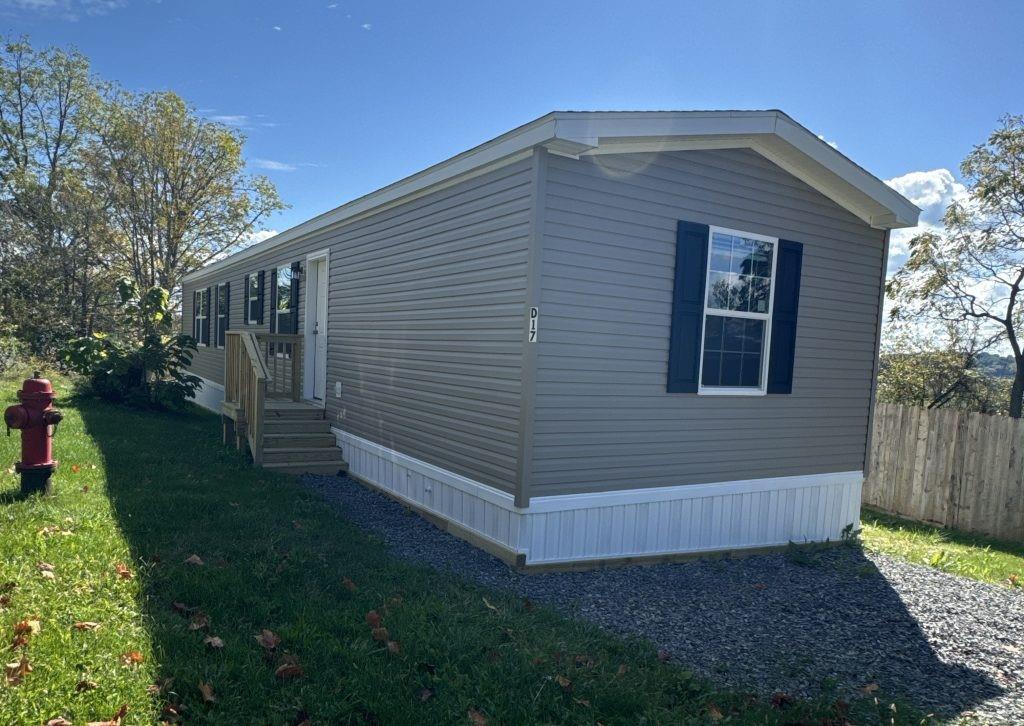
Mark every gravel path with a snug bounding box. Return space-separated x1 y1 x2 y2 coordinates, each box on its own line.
301 474 1024 723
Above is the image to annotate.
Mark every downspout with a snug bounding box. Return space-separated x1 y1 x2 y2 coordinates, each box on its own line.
513 147 548 509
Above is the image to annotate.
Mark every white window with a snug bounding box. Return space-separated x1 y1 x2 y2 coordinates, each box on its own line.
275 265 294 332
194 288 209 346
698 226 778 395
215 284 229 348
247 273 260 324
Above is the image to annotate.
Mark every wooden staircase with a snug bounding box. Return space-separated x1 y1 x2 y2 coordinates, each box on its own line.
222 332 347 477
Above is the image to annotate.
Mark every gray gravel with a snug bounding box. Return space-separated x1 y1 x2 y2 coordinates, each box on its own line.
301 473 1024 723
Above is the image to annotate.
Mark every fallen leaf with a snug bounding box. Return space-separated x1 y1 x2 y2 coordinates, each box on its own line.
0 595 10 609
171 601 194 616
119 650 144 666
82 485 89 493
342 577 357 592
274 657 304 680
14 619 40 636
417 687 435 702
46 719 73 726
752 582 767 590
9 634 28 650
4 654 31 685
87 704 128 726
198 681 216 703
161 704 182 723
292 520 303 529
365 610 382 628
188 611 210 630
255 629 280 651
861 682 880 694
468 708 488 725
371 627 389 642
770 692 795 709
388 595 403 607
70 464 81 473
707 703 724 721
146 677 174 696
228 501 240 507
574 655 595 669
74 621 101 631
386 640 400 654
37 562 55 578
616 664 629 677
203 635 225 649
573 697 591 707
39 570 55 580
482 597 499 614
183 554 204 566
76 679 98 692
657 649 670 663
555 674 573 692
114 563 133 580
531 656 545 666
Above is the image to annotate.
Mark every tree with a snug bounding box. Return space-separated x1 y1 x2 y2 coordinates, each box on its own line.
877 321 1009 414
91 90 285 296
888 115 1024 417
0 37 116 351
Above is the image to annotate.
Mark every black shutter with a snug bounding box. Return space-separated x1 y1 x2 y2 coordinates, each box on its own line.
219 282 230 347
289 261 300 334
667 221 710 393
192 290 198 339
269 268 277 333
766 240 803 394
257 270 266 324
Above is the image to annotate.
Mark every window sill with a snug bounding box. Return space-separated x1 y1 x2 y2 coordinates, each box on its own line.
698 387 766 397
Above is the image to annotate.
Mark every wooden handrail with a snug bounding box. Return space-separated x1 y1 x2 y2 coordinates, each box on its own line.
224 331 270 465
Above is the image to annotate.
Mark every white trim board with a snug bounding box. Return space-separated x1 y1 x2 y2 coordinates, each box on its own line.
331 427 863 565
190 376 224 414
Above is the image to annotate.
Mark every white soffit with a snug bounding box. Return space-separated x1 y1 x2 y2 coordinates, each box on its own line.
184 110 919 283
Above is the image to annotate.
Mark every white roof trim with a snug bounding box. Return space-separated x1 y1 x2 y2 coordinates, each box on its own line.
184 110 920 283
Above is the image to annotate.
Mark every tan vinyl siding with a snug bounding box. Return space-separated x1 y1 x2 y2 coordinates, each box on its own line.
181 157 533 493
529 148 885 496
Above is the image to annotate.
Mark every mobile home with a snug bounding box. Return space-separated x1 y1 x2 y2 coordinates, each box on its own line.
181 111 920 567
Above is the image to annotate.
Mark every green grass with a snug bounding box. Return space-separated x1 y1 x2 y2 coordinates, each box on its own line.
0 368 929 724
861 507 1024 589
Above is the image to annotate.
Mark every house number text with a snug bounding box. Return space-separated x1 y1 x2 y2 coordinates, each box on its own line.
528 307 539 343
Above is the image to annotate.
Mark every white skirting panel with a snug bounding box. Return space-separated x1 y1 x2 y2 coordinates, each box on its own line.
331 427 863 566
190 376 224 414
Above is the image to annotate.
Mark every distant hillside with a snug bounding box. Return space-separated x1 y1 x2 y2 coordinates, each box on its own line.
976 352 1015 378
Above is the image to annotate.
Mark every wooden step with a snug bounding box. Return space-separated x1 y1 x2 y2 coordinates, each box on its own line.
263 432 337 449
263 447 344 464
263 401 325 420
263 460 349 476
264 419 332 434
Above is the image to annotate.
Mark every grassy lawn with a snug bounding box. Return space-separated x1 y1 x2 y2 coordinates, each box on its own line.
861 507 1024 590
0 369 928 725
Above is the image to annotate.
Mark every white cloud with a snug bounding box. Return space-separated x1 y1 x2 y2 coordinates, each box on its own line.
244 229 278 246
884 168 967 275
0 0 126 19
250 158 297 172
272 25 282 31
210 114 250 127
361 22 372 30
816 134 839 150
326 2 337 7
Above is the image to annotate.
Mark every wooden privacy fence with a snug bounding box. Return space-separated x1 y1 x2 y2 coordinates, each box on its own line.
865 403 1024 541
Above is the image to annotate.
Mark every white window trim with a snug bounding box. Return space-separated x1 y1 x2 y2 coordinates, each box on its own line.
195 289 209 347
697 225 778 396
246 272 260 325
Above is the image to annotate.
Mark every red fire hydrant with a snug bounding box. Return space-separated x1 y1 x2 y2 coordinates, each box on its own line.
4 372 63 495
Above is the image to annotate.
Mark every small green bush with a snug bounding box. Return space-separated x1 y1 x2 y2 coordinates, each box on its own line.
62 280 200 411
0 332 27 375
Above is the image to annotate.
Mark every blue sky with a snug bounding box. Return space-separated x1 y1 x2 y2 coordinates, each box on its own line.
3 0 1022 271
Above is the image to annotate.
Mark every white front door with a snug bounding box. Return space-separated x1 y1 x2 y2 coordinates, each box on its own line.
304 254 329 403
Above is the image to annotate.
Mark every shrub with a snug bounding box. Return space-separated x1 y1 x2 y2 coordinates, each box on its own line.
62 280 200 411
0 332 27 375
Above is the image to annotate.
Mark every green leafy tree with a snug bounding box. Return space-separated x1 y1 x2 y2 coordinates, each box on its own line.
62 280 200 410
91 90 286 296
0 37 116 351
889 115 1024 417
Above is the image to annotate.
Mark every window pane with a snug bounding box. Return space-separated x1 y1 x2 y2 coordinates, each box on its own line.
701 315 765 388
218 286 229 315
277 267 292 311
707 271 738 310
731 237 755 274
749 276 771 313
709 235 733 272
